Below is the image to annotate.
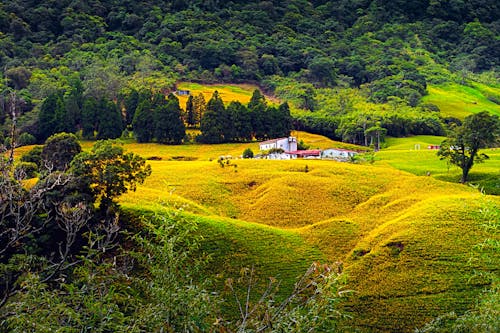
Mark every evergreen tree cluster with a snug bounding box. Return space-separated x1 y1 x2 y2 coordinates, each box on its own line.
37 84 187 145
38 88 123 142
199 89 292 144
132 91 186 144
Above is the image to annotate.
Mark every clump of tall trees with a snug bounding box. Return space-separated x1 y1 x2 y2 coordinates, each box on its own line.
36 83 188 144
198 89 292 143
131 91 186 144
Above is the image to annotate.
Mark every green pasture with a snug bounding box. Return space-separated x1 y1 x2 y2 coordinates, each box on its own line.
423 83 500 119
344 194 498 331
378 136 500 195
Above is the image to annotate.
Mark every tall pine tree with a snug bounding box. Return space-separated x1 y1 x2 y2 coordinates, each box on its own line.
154 93 185 144
97 98 123 139
277 102 292 137
200 91 225 143
123 88 140 126
192 93 206 127
227 101 252 142
132 96 154 143
248 89 267 140
185 95 196 127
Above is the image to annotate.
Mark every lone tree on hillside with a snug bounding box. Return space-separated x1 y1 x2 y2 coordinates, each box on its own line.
71 140 152 213
438 111 499 183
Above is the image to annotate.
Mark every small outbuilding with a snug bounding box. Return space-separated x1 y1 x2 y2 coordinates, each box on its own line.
321 148 358 160
176 89 191 96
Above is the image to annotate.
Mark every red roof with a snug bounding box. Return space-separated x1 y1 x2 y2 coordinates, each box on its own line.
286 150 321 156
325 148 358 153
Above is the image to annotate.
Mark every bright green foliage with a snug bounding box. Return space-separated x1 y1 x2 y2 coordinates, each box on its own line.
365 123 387 151
438 111 499 183
71 140 151 211
128 212 215 331
20 145 43 166
416 284 500 333
3 211 215 332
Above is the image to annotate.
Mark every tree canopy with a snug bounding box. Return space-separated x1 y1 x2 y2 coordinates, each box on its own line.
438 111 499 183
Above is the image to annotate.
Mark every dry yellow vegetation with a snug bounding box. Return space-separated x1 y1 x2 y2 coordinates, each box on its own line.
175 82 279 108
115 136 498 332
13 132 499 332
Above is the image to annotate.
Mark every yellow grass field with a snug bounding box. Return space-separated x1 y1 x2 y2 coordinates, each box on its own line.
12 132 499 332
115 133 498 332
175 82 279 108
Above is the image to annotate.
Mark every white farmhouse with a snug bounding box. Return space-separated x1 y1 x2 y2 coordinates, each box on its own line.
259 137 297 152
321 148 358 160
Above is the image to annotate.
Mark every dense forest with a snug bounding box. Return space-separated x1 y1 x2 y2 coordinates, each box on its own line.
0 0 499 146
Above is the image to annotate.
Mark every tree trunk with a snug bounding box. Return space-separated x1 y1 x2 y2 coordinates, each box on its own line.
460 149 477 183
376 131 380 152
460 168 469 184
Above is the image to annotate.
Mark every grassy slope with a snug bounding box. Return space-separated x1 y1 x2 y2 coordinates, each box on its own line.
113 134 499 332
121 204 325 305
14 81 499 331
378 136 500 195
423 83 500 119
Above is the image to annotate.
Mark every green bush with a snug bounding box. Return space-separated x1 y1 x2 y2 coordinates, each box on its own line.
17 132 36 146
242 148 254 158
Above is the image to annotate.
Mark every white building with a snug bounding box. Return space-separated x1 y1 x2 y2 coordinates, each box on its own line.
321 148 358 160
259 137 297 152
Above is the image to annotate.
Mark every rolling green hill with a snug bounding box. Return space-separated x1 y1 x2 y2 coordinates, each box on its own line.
423 83 500 119
112 134 499 332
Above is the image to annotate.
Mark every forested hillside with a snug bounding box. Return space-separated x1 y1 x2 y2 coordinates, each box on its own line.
0 0 499 145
